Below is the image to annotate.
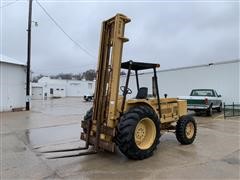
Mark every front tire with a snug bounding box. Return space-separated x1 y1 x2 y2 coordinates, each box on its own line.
176 115 197 145
217 103 222 112
206 106 213 116
116 105 160 160
194 110 201 116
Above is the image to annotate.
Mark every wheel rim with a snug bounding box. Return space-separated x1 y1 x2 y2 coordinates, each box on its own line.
134 118 156 150
185 122 194 139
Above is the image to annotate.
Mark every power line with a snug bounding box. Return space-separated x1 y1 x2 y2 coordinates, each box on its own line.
35 0 96 60
0 0 19 9
33 62 96 72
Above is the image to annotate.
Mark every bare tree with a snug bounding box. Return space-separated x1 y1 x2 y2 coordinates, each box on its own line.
36 69 98 81
82 69 96 81
32 74 44 82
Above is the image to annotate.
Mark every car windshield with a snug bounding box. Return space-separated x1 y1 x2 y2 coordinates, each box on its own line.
191 90 214 97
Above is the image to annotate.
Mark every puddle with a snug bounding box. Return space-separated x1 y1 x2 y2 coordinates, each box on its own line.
26 124 81 146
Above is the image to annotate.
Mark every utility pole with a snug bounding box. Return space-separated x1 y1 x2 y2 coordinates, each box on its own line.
26 0 33 111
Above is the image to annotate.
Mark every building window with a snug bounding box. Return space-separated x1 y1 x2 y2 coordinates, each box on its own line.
56 88 59 90
88 83 92 89
61 89 64 91
50 88 53 94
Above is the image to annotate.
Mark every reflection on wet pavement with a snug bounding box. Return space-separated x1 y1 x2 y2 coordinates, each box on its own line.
26 123 81 146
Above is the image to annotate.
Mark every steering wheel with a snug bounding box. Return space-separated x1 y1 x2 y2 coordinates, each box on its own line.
120 86 132 95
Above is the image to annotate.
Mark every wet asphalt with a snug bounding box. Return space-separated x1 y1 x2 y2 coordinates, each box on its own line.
1 98 240 179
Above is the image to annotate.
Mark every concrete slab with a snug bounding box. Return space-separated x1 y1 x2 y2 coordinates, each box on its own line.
1 133 53 179
1 98 239 179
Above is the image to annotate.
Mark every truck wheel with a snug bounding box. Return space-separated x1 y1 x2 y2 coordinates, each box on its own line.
176 115 197 145
206 107 213 116
194 110 201 116
116 105 160 160
217 103 222 112
82 107 93 133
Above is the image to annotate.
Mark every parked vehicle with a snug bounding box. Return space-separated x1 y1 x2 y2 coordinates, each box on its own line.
179 89 222 116
83 94 94 102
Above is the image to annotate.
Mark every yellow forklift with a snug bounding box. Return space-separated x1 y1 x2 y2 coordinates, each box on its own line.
43 14 197 160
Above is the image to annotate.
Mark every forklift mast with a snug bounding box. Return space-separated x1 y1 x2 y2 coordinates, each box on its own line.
93 14 130 133
39 14 131 158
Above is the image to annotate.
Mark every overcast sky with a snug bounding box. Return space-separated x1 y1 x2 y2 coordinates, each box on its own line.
1 0 239 75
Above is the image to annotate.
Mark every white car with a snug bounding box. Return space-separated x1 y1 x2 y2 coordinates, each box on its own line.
83 94 94 102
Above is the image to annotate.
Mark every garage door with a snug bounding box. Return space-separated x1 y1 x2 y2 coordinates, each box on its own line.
32 87 43 100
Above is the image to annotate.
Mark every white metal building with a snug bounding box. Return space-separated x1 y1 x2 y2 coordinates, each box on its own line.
0 55 26 112
120 60 240 104
32 77 95 100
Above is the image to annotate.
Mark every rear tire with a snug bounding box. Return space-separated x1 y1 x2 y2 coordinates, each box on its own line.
176 115 197 145
116 105 160 160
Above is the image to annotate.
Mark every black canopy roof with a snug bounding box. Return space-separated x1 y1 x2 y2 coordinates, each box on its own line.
121 60 160 70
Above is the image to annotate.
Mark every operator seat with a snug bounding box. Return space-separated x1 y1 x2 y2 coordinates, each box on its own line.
136 87 148 99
